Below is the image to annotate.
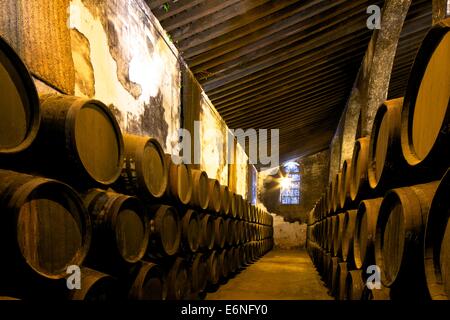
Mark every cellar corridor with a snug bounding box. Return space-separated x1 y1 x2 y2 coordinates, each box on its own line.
206 250 332 300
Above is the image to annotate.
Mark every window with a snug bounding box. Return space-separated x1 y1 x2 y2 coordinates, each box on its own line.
280 162 300 205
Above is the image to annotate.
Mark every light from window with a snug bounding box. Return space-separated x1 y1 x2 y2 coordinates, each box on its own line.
280 162 300 205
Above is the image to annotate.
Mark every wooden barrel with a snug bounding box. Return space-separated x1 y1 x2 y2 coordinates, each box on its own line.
236 194 245 219
368 98 405 191
190 169 210 210
199 214 215 250
35 94 124 187
354 198 383 270
116 134 167 200
401 20 450 177
0 35 40 155
329 216 338 255
341 210 357 264
206 251 220 285
326 182 333 215
220 185 231 215
233 246 241 271
345 270 365 300
223 218 233 246
330 257 342 296
332 172 341 212
229 191 237 218
227 248 238 274
339 159 352 209
333 213 345 258
336 262 348 300
0 169 90 281
190 253 208 294
165 155 192 205
207 178 221 213
147 205 181 258
375 181 439 294
425 168 450 300
128 261 166 300
82 189 149 271
214 217 226 249
370 285 391 300
350 137 370 202
181 209 200 253
217 249 229 279
167 257 189 300
68 267 118 301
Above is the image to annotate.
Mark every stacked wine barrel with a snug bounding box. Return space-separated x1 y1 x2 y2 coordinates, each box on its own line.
307 20 450 301
0 35 273 300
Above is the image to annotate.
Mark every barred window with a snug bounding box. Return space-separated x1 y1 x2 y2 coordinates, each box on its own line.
280 162 300 205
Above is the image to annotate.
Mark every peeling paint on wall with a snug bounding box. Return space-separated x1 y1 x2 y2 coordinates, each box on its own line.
69 0 180 152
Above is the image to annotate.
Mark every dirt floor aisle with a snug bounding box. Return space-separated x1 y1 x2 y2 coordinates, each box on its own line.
206 249 332 300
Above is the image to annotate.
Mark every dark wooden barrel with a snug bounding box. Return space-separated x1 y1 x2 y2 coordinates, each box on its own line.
329 216 337 255
0 35 40 155
425 168 450 300
36 94 124 187
350 137 370 202
375 181 438 296
370 285 391 300
68 267 119 301
206 251 220 285
354 198 383 270
322 252 331 282
0 169 90 282
326 182 333 215
224 218 233 246
217 249 229 279
345 270 365 300
401 20 450 177
229 191 237 218
128 261 166 300
332 172 341 212
339 159 352 209
82 189 149 271
207 178 221 213
227 248 237 274
342 210 357 264
236 194 245 219
190 253 208 294
147 205 181 258
200 214 215 250
167 257 190 300
368 98 405 191
165 155 192 205
220 185 231 215
181 209 200 253
333 213 345 258
336 262 348 300
330 257 342 297
190 169 210 210
116 134 167 200
214 216 226 249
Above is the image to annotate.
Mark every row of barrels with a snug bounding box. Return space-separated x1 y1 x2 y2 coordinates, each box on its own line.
0 35 272 225
0 35 275 299
312 20 450 221
307 20 450 300
307 167 450 300
0 169 273 300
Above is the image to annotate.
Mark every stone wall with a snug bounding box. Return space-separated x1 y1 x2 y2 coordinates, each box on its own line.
0 0 251 195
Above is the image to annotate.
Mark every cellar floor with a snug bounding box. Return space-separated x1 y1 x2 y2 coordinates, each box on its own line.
206 249 332 300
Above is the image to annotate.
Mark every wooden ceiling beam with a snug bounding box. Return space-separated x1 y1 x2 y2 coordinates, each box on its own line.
162 0 242 32
201 18 368 91
176 0 301 48
187 0 352 66
191 1 364 72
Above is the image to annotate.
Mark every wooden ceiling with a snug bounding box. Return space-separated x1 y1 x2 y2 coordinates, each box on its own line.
148 0 431 164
